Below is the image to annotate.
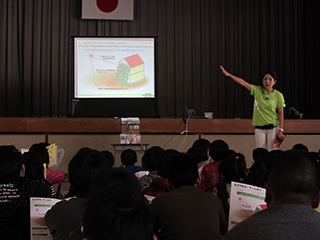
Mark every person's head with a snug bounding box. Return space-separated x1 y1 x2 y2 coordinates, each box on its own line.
121 149 137 166
229 152 247 181
265 150 320 208
101 150 115 167
141 146 164 172
262 70 278 92
68 147 112 197
266 149 283 161
218 158 241 183
245 156 273 188
252 147 269 162
0 146 22 183
165 153 198 190
208 139 229 162
292 143 309 152
190 139 211 163
29 143 50 167
82 168 154 240
21 151 45 180
157 149 180 178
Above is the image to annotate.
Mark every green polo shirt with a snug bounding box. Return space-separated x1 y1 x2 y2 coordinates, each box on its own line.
250 85 286 127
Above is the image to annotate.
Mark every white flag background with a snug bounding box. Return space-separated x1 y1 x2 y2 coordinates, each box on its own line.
82 0 134 20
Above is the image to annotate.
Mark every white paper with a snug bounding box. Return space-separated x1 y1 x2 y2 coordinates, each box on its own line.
30 197 61 239
228 182 266 230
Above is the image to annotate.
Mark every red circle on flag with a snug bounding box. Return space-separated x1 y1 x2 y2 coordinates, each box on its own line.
96 0 119 13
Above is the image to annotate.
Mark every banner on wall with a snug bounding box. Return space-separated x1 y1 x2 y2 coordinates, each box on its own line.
82 0 134 20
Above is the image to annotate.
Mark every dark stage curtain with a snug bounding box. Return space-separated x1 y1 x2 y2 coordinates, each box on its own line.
0 0 318 118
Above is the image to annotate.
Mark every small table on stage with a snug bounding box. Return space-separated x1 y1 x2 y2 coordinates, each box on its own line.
111 143 149 155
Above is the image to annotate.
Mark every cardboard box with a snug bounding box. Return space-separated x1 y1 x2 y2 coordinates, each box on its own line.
120 134 141 144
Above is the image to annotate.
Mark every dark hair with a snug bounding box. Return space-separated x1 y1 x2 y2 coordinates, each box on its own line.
266 149 283 161
165 153 198 189
121 149 137 166
268 150 320 205
190 139 210 163
245 156 273 188
292 143 309 152
101 150 115 166
208 140 229 162
218 158 241 183
83 168 153 240
252 148 269 162
229 153 247 181
0 146 22 183
141 146 164 172
157 149 180 178
21 152 45 179
29 143 50 166
262 70 278 81
68 148 112 197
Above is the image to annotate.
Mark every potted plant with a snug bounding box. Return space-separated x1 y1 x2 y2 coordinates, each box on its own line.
288 107 303 119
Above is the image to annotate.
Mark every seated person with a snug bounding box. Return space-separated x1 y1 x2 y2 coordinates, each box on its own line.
189 138 211 174
225 150 320 240
199 139 230 192
0 145 52 239
29 143 67 184
21 151 55 197
139 146 164 190
292 143 309 152
120 149 143 173
101 150 115 167
151 153 227 240
143 149 179 197
45 147 112 240
81 168 155 240
213 158 245 221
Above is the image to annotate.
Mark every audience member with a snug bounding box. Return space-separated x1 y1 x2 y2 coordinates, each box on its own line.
266 149 283 161
139 146 164 190
213 158 244 221
199 139 230 192
224 150 320 240
229 152 248 181
189 138 211 174
252 147 269 162
245 155 272 188
151 153 227 240
45 148 112 240
29 143 67 184
81 168 155 240
101 150 115 167
143 149 179 197
0 145 52 239
21 151 55 197
120 149 143 173
292 143 309 152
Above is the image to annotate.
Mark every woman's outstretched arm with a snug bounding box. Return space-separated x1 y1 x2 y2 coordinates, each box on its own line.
220 65 251 91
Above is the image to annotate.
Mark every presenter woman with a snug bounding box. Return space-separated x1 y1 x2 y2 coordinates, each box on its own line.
220 65 285 150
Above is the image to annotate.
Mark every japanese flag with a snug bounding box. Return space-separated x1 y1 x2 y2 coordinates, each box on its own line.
82 0 134 20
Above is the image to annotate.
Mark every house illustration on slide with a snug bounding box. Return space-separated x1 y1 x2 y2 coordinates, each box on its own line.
115 54 145 86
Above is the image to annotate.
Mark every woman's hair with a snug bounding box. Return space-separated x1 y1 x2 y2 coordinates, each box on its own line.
262 70 278 81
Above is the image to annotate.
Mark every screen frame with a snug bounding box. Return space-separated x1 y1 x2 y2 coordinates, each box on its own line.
71 36 159 118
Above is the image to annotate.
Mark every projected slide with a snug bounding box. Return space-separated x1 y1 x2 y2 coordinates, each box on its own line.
74 37 155 98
